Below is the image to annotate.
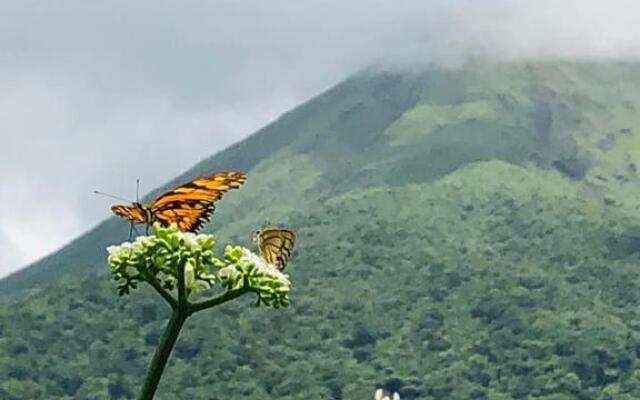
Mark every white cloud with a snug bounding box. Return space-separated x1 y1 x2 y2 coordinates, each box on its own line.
0 171 81 277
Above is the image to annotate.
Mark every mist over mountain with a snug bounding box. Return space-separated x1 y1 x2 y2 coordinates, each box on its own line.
3 61 640 398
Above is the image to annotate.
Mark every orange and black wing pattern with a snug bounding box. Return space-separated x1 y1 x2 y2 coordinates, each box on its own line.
111 204 146 224
148 171 246 232
257 228 296 271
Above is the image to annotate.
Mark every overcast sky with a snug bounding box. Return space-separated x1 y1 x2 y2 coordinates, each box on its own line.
1 0 640 278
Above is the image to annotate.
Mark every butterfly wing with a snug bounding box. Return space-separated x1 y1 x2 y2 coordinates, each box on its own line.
258 228 296 271
148 171 246 232
111 204 146 224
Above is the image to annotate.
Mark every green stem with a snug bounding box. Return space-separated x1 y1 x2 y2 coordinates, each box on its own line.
189 286 250 315
177 258 187 308
138 310 187 400
142 271 177 310
138 281 251 398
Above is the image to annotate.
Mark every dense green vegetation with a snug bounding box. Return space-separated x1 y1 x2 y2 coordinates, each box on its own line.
3 61 640 399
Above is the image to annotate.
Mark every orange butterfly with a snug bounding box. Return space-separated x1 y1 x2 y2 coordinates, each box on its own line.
254 228 296 271
110 171 246 234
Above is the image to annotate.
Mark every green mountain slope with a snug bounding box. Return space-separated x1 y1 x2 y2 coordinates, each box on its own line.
3 62 640 399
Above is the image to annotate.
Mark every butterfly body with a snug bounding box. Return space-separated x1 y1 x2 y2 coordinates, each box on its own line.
255 228 296 271
111 171 246 233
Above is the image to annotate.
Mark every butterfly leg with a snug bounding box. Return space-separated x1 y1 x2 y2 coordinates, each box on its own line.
145 224 150 235
128 222 134 241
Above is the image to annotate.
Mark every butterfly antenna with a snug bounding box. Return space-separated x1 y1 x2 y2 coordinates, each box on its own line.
93 190 133 203
136 178 140 203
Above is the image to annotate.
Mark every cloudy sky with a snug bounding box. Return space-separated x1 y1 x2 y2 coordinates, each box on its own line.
1 0 640 278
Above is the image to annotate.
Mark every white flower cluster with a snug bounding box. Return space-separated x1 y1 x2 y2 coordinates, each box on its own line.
219 246 291 307
374 388 400 400
106 224 220 295
105 223 291 308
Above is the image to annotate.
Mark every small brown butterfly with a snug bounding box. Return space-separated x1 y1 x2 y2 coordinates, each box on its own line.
254 228 296 271
109 171 246 234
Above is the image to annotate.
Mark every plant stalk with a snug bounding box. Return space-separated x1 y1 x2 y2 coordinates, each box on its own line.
138 309 188 400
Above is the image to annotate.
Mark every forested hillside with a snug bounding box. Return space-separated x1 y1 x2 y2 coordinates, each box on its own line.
3 62 640 399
